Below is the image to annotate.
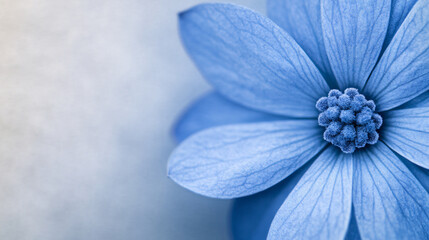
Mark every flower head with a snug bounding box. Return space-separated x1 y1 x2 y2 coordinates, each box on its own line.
317 88 382 153
169 0 429 239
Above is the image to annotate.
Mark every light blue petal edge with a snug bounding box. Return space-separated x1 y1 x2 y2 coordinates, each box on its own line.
267 0 337 88
353 142 429 239
179 3 329 117
364 0 429 111
398 91 429 109
231 157 364 240
321 0 391 90
173 91 285 142
382 0 418 51
231 160 313 240
382 107 429 169
168 120 326 199
396 152 429 192
268 146 353 240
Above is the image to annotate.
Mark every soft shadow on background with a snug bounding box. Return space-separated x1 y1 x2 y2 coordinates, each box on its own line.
0 0 264 239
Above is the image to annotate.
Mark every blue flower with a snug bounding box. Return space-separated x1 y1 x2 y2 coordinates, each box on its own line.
168 0 429 239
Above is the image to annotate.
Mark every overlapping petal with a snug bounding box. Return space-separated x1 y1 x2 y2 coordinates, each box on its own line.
173 91 284 142
268 146 353 240
321 0 390 90
382 107 429 169
168 121 325 198
179 3 329 117
383 0 418 50
353 142 429 239
231 163 311 240
399 91 429 109
267 0 336 87
399 154 429 192
364 0 429 111
232 161 365 240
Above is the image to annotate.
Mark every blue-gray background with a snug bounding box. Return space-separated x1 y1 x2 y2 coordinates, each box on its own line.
0 0 264 239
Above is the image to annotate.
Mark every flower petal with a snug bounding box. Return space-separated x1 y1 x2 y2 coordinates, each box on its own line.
383 107 429 169
399 91 429 109
168 120 325 198
353 142 429 239
383 0 418 50
173 91 284 142
232 166 363 240
364 0 429 111
399 154 429 192
231 162 311 240
321 0 390 90
179 3 329 117
267 0 336 87
268 146 353 240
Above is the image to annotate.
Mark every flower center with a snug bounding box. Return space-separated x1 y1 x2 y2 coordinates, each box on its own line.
316 88 382 154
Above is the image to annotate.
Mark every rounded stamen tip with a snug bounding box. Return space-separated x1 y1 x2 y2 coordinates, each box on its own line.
316 97 329 112
317 89 382 153
328 89 342 98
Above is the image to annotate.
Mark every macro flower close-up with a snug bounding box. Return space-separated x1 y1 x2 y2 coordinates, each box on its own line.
168 0 429 239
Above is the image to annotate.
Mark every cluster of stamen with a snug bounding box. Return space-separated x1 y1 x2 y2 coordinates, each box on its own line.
316 88 382 153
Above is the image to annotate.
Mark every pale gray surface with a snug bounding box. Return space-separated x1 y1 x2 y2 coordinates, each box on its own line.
0 0 265 239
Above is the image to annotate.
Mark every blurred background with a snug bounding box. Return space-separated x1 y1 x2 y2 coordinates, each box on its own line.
0 0 264 239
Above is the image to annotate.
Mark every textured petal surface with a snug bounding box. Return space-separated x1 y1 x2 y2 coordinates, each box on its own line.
364 0 429 111
179 3 329 117
268 147 353 240
383 0 418 50
400 154 429 192
399 91 429 109
232 160 363 240
267 0 336 87
168 121 325 198
383 107 429 169
353 142 429 239
321 0 390 90
173 91 284 142
231 162 311 240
